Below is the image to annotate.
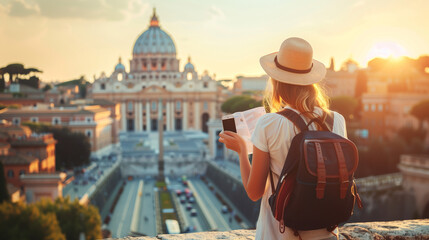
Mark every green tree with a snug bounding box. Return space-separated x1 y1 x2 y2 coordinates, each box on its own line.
410 99 429 130
330 96 358 121
23 123 91 170
36 197 102 240
0 162 10 203
221 95 262 114
43 83 53 92
0 201 66 240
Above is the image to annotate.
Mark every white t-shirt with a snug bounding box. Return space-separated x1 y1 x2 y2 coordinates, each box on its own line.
250 106 347 240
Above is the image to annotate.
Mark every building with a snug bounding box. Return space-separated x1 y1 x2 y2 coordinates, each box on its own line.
361 92 429 139
0 124 56 187
232 75 269 98
323 69 357 97
0 123 66 203
0 104 115 156
91 9 223 133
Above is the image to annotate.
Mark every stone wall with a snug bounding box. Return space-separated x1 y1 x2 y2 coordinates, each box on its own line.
108 219 429 240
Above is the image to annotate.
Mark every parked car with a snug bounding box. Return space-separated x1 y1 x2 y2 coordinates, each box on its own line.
190 209 197 216
221 205 228 214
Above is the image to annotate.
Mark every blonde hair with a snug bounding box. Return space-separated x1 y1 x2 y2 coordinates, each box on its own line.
263 78 330 130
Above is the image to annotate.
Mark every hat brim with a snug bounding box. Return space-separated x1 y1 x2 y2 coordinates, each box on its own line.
260 52 326 86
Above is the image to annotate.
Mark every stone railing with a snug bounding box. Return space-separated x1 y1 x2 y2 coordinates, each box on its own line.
107 219 429 240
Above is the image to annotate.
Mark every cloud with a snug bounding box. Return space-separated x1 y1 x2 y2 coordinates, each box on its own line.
8 0 39 17
0 0 147 20
208 5 225 21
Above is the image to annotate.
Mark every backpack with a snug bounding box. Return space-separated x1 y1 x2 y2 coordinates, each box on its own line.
268 108 363 234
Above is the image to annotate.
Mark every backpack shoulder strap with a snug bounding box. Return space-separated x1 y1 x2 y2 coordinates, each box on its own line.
276 108 308 132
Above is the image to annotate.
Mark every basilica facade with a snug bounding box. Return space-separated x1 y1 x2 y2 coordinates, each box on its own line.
91 10 222 133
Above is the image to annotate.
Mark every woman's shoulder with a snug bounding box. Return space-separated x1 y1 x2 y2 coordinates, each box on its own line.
328 110 346 124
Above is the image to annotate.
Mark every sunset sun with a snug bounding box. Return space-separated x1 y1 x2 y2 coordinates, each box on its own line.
366 41 409 61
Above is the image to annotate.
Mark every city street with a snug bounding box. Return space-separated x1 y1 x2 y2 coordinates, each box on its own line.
108 180 139 238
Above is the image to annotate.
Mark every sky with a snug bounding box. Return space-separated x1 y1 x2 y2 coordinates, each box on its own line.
1 0 429 82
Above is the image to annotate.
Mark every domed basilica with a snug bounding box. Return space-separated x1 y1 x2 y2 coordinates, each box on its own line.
92 9 222 133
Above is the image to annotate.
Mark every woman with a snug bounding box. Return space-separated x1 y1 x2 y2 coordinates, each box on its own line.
219 37 347 240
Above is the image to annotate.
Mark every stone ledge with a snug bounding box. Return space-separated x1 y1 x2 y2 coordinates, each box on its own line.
107 219 429 240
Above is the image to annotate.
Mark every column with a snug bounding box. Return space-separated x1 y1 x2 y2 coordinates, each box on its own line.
137 102 143 131
146 101 151 132
210 100 216 120
194 101 200 131
166 101 171 131
171 100 176 131
134 102 139 131
121 102 126 131
183 101 188 130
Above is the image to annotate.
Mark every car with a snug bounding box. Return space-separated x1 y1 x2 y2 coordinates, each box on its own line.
180 197 186 204
188 197 195 203
183 226 197 233
221 205 228 214
190 209 197 216
175 189 182 196
186 204 192 210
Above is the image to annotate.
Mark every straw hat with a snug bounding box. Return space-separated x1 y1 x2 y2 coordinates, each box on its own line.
260 37 326 85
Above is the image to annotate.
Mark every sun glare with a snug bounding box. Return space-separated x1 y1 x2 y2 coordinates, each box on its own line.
366 41 409 62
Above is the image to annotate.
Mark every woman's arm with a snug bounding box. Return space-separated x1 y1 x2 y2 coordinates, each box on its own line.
219 131 271 201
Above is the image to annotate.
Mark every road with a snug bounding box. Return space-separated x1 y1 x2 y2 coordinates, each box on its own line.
192 179 243 230
108 180 139 238
138 179 157 236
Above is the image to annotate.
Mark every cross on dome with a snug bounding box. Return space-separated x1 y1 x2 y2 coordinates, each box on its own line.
150 8 159 27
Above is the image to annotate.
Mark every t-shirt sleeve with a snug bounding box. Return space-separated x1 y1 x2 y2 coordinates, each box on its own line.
333 112 348 139
250 114 269 152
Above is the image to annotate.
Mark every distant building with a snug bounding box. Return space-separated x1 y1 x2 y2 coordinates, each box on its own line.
0 104 115 156
323 69 357 97
91 9 223 133
361 92 429 139
0 122 65 202
0 83 45 106
233 75 269 96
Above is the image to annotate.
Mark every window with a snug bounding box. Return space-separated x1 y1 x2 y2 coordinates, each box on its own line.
371 104 376 112
128 102 133 112
19 170 25 176
152 101 157 111
378 104 383 111
31 117 38 123
176 101 181 111
101 83 106 90
203 101 208 110
142 86 146 89
7 170 14 178
86 117 92 122
117 73 123 81
364 104 369 112
12 117 20 125
52 117 61 125
85 130 93 138
203 82 208 88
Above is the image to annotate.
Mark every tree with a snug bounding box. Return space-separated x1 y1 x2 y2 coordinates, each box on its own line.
0 63 42 85
23 123 91 170
0 201 66 240
0 162 10 203
36 197 102 240
43 83 53 92
330 96 358 121
221 95 262 114
410 99 429 130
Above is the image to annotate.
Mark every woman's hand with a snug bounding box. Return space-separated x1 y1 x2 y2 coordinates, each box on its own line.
218 131 247 155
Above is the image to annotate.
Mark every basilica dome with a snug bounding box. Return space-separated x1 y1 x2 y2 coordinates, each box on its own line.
132 10 176 55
